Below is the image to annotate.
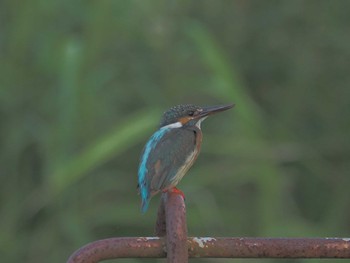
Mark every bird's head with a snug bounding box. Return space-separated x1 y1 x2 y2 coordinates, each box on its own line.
159 103 234 128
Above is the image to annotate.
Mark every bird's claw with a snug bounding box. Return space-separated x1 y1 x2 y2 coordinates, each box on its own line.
169 187 185 200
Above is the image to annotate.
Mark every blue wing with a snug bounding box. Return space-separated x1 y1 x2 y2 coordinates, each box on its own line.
138 127 197 213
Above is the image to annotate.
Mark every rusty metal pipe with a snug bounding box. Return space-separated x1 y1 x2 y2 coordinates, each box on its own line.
154 193 166 237
188 237 350 258
165 191 188 263
67 237 166 263
67 186 350 262
67 237 350 262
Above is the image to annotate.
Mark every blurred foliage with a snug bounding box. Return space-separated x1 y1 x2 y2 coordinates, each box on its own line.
1 1 350 263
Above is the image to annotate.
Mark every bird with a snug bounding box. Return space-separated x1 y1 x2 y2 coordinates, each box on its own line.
137 103 234 213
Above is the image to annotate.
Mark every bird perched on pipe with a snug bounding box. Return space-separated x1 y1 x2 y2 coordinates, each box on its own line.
137 103 234 213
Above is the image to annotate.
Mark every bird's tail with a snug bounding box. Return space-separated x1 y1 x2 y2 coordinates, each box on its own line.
141 197 150 213
139 182 151 213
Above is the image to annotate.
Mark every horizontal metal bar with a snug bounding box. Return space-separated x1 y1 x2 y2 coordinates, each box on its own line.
67 237 350 262
67 237 166 263
189 237 350 258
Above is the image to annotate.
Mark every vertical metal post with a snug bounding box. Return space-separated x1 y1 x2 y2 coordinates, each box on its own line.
163 191 188 263
155 194 166 237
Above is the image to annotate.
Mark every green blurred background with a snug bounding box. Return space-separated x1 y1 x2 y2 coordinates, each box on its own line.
1 1 350 262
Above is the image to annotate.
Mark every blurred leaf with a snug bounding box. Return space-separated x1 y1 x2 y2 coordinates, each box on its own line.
186 21 285 234
2 1 350 262
50 109 159 195
186 20 264 135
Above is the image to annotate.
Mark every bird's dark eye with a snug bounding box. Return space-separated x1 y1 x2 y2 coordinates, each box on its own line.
188 111 195 116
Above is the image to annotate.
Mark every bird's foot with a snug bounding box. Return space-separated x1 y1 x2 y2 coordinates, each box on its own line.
169 187 185 200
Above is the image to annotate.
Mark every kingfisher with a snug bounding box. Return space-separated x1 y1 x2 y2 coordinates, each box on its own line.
137 103 234 213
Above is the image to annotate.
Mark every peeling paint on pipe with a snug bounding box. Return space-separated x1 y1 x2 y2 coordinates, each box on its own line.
67 237 350 262
67 190 350 263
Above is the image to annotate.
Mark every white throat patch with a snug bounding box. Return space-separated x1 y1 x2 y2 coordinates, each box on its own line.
162 121 183 129
196 116 207 128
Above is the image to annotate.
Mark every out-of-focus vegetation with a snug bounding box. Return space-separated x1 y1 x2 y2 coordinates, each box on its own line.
1 1 350 262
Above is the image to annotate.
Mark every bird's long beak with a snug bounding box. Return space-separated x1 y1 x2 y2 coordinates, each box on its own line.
196 103 235 118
